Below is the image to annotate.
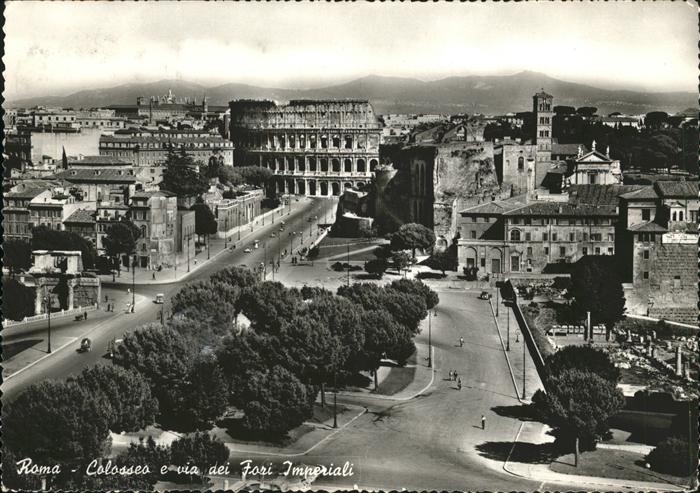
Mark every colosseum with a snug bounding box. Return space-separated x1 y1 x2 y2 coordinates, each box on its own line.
229 99 382 196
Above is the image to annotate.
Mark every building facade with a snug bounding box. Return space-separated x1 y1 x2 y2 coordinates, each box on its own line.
229 99 382 196
129 191 179 269
3 187 50 241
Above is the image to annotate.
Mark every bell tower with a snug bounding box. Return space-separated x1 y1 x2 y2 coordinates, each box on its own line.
533 90 553 163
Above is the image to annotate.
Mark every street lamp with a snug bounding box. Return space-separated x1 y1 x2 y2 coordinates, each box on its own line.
238 210 242 241
427 310 433 368
44 288 52 353
522 335 527 400
506 301 510 352
131 254 136 313
333 372 338 429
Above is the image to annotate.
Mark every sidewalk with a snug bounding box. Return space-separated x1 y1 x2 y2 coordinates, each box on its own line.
99 204 293 286
504 421 690 491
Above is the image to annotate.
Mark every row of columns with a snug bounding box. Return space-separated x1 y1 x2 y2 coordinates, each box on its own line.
277 178 366 197
259 155 379 175
242 131 380 153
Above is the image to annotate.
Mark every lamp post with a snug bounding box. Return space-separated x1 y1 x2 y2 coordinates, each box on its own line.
522 333 527 400
187 232 191 273
333 372 338 429
346 243 351 286
238 210 242 241
506 301 510 351
428 310 433 368
496 285 499 317
44 288 52 353
131 254 136 313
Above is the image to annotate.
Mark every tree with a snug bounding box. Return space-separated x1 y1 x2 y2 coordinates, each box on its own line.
3 239 32 276
1 447 43 491
2 278 36 321
430 249 452 276
236 281 301 332
239 366 314 436
390 223 436 258
554 106 576 115
191 202 218 258
387 278 439 310
307 245 320 265
571 256 626 340
237 166 274 191
170 433 229 483
359 309 404 389
532 369 625 462
31 226 96 270
115 436 171 489
217 166 244 187
365 258 388 279
179 355 230 430
161 148 209 198
544 345 620 383
71 364 158 433
576 107 598 117
392 250 412 276
646 437 694 477
112 324 196 429
102 220 141 277
645 111 669 130
171 279 239 332
216 332 269 406
3 380 112 467
209 265 259 291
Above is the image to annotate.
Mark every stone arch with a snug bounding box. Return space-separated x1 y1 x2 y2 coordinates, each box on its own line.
297 156 305 172
355 181 365 188
297 180 306 195
309 157 317 172
287 178 295 194
465 247 478 268
320 181 329 196
344 182 353 189
331 182 341 196
357 159 366 173
332 158 341 173
309 181 317 196
370 159 378 172
344 159 352 173
287 156 295 172
489 247 503 274
320 158 328 172
332 135 341 148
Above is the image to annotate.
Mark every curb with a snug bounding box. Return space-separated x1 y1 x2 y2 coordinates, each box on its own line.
224 404 368 458
336 345 436 402
489 299 526 404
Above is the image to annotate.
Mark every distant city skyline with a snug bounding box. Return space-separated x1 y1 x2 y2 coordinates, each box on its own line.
4 2 698 101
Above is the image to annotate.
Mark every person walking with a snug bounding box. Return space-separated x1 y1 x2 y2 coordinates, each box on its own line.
152 272 156 280
453 370 458 381
84 311 88 320
457 378 462 390
459 337 464 347
449 370 453 381
481 414 486 430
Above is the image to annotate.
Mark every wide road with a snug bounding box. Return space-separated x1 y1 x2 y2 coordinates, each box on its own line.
226 289 580 491
1 197 337 404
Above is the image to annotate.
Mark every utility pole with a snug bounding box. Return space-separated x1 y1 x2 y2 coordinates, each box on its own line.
187 233 191 273
346 243 351 286
131 254 136 313
333 372 338 429
522 334 527 400
428 310 432 368
44 287 52 353
496 285 499 317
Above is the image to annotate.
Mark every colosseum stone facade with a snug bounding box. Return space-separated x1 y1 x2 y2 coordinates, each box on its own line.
229 99 382 196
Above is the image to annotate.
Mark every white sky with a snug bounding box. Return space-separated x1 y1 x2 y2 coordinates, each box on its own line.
4 1 698 100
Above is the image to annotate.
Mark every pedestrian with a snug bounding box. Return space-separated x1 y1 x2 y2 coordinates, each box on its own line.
459 337 464 347
152 272 156 280
84 311 88 320
454 370 458 381
457 378 462 390
481 415 486 430
127 288 131 294
449 370 454 381
105 294 109 303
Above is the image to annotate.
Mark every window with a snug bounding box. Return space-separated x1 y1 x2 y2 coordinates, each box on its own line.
569 232 575 242
525 232 531 241
552 233 558 242
673 275 681 288
512 218 521 225
608 233 614 242
524 218 531 225
641 208 651 221
594 247 600 255
542 233 548 241
643 250 649 260
518 156 524 170
582 247 588 256
471 230 476 239
643 271 649 280
511 256 520 272
679 211 684 221
558 246 565 257
672 211 677 221
544 247 549 255
480 258 486 268
607 247 614 255
510 230 521 241
527 247 533 256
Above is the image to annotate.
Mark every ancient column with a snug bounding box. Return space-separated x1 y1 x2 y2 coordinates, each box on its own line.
676 346 682 376
68 279 75 310
35 284 44 314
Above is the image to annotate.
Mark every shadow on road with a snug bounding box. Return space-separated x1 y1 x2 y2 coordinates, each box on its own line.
476 440 560 464
491 404 540 422
2 339 43 358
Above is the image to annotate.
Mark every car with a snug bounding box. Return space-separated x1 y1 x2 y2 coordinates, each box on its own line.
270 232 276 238
479 291 492 300
244 248 252 253
154 293 165 304
79 338 92 353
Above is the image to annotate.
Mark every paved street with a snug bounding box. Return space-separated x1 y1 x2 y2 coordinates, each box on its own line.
1 197 337 403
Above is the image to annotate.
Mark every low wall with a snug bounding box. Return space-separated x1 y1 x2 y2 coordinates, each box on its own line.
3 303 98 328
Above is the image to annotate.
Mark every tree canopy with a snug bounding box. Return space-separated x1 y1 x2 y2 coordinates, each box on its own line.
571 255 626 339
390 223 436 257
2 278 36 321
365 258 388 279
3 239 32 275
170 432 229 482
171 279 239 331
544 345 620 383
237 166 274 190
387 278 439 311
103 220 141 261
532 369 625 451
32 226 96 270
191 202 218 238
161 148 209 198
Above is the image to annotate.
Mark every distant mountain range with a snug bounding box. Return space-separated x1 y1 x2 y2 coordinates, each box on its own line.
6 71 696 116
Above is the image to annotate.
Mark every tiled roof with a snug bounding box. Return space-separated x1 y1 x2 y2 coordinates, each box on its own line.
459 194 529 215
568 185 643 207
552 143 585 155
628 221 668 232
505 202 617 217
5 187 49 199
619 186 659 200
653 181 699 198
56 169 138 183
64 209 96 224
131 190 177 199
68 155 130 165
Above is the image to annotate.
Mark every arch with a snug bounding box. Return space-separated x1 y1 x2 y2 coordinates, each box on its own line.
321 135 328 149
331 158 341 172
297 156 305 172
287 178 295 194
309 181 317 196
332 135 341 148
672 211 677 221
357 159 366 173
344 182 353 189
320 181 329 196
465 247 478 268
320 158 328 172
297 180 306 195
436 236 448 250
331 182 341 196
518 156 524 170
510 229 521 241
308 157 317 172
679 210 684 221
489 247 503 274
279 134 286 149
370 159 378 172
344 159 352 173
355 181 365 188
286 156 294 172
140 225 147 238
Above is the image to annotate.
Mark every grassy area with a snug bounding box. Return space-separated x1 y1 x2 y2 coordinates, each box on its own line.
520 303 556 357
377 365 417 396
550 447 692 487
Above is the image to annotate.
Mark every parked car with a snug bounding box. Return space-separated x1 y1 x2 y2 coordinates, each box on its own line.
154 293 165 304
244 248 252 253
79 338 92 353
479 291 492 300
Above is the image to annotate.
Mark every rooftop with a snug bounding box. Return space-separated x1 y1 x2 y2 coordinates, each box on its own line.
68 155 130 166
459 194 529 215
64 208 96 224
505 202 617 217
568 184 644 207
56 169 138 183
654 180 699 198
628 221 668 233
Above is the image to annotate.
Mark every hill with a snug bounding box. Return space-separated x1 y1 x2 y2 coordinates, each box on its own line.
6 72 696 116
